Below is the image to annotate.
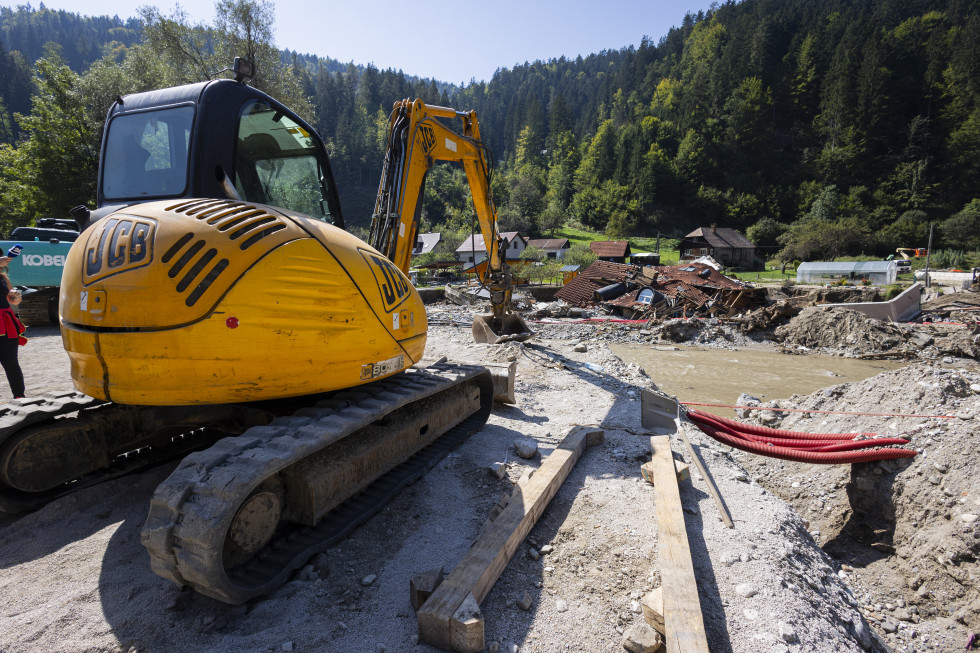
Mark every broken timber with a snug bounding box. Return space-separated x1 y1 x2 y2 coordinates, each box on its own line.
640 459 690 485
650 435 710 653
416 425 604 652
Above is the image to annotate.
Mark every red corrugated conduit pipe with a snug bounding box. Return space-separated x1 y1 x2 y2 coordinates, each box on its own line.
686 409 918 464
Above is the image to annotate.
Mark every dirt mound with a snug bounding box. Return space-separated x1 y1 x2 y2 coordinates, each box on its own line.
785 287 884 304
728 363 980 652
650 318 761 348
774 307 911 353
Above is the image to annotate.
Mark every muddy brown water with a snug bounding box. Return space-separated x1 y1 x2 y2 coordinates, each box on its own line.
609 344 908 419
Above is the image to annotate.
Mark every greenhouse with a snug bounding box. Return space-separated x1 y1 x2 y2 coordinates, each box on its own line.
796 261 898 286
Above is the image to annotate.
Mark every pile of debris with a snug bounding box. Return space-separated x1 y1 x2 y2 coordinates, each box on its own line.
774 306 912 354
737 286 887 334
554 260 766 320
919 290 980 324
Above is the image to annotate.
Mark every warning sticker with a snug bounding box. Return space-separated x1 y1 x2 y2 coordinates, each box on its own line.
360 354 405 381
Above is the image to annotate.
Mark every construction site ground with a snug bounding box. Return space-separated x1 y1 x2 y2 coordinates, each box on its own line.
1 290 978 653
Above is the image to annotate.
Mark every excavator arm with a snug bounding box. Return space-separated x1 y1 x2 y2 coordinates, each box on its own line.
369 99 530 344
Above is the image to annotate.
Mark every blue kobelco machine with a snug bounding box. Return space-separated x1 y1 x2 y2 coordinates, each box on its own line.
0 218 79 325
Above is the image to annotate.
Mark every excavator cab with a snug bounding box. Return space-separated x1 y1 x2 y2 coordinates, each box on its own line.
94 79 344 229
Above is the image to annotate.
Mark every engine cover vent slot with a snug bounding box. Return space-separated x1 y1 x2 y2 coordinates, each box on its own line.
165 200 289 251
161 236 231 306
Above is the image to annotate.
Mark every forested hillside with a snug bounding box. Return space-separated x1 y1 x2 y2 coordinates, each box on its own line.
1 0 978 264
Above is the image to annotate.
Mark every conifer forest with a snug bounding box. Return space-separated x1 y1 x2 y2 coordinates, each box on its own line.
1 0 978 263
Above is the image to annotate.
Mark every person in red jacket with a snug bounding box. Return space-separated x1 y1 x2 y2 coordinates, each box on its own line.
0 255 27 399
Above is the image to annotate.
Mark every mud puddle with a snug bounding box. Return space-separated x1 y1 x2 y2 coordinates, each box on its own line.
609 344 908 418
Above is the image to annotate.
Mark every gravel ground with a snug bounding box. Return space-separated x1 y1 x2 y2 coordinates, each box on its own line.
0 312 939 653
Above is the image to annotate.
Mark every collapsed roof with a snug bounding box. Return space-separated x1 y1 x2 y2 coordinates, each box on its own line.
554 260 758 318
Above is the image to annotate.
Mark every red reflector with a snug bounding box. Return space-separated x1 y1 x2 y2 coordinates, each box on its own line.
226 316 239 329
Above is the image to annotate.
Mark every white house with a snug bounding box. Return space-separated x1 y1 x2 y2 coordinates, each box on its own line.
412 232 442 255
455 231 527 266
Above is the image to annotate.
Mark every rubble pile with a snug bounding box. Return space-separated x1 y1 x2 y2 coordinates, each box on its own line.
774 307 912 355
737 286 886 333
919 290 980 323
554 260 766 320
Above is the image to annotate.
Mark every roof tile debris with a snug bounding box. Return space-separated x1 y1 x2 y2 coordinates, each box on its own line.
555 260 761 320
554 260 638 307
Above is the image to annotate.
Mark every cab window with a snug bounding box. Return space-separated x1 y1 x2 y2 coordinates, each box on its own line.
102 107 193 200
234 100 338 224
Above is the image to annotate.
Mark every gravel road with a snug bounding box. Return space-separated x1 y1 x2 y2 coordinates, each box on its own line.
0 318 906 653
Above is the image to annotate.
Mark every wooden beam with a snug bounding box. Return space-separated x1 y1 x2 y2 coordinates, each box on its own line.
677 424 734 529
641 460 689 485
649 435 710 653
417 425 604 651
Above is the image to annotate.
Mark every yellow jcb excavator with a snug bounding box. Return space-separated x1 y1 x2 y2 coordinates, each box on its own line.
0 61 529 604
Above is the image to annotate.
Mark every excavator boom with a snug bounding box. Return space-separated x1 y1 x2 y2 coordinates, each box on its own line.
369 99 531 344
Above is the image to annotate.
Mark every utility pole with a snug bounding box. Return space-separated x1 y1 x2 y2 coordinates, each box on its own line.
924 223 934 288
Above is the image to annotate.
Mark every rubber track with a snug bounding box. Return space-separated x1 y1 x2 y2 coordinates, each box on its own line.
141 362 493 604
0 391 107 512
0 391 244 513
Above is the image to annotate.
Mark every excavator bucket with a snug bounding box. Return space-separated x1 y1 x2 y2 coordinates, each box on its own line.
472 312 533 345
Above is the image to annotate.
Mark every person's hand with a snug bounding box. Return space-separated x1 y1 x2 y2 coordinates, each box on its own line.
0 256 11 267
7 289 21 306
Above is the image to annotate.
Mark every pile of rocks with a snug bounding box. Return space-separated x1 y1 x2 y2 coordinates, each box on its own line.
730 364 980 652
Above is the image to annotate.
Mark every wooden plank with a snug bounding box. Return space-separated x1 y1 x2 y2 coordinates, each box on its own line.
641 460 689 485
649 435 710 653
417 425 603 651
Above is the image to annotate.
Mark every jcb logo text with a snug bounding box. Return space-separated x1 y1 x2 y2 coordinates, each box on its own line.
359 248 411 313
418 124 436 153
84 216 156 283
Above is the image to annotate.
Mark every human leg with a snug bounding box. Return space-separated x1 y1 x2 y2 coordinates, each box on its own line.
0 336 25 398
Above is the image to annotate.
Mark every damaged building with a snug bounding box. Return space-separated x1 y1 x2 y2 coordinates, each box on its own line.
554 260 764 320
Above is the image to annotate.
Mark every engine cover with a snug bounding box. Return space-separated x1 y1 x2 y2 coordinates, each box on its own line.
60 199 426 405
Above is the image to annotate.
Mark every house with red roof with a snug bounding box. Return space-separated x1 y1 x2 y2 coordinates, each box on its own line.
589 240 631 263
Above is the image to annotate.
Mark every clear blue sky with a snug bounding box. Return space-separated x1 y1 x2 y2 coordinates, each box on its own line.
7 0 717 83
